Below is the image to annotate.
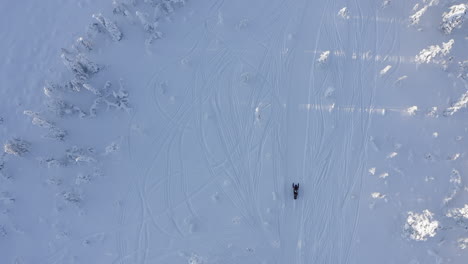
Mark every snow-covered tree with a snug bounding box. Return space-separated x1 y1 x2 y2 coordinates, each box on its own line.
404 210 439 241
4 138 30 157
113 0 133 18
43 80 65 97
415 39 454 69
65 146 96 165
410 5 428 26
318 50 331 64
61 49 100 81
23 111 67 140
337 7 350 19
106 88 131 112
60 189 82 204
92 13 123 42
73 37 93 52
136 11 163 44
47 99 85 118
443 169 462 203
443 90 468 116
86 22 102 38
458 60 468 80
441 4 467 34
0 225 6 237
446 204 468 228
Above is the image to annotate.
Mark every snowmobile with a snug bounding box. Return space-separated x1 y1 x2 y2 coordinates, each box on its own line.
292 183 299 200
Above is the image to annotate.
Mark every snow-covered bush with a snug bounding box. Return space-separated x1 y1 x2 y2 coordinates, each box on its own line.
446 204 468 228
113 0 133 18
43 81 63 97
66 146 96 165
337 7 350 19
0 192 15 205
86 22 102 38
40 146 96 168
4 138 30 157
73 37 93 52
61 49 100 81
443 90 468 116
415 39 454 69
24 111 67 141
410 6 428 26
0 160 10 181
61 189 82 204
104 141 120 155
458 60 468 80
410 0 441 26
87 81 131 115
459 237 468 249
443 169 462 204
136 11 163 44
441 4 467 34
92 13 123 42
107 88 131 112
318 50 330 64
0 225 6 237
47 99 85 118
404 210 439 241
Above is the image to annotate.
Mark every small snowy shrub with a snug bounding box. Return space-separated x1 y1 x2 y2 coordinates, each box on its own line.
113 0 132 18
446 204 468 228
459 238 468 249
65 146 96 165
318 51 330 64
443 90 468 116
404 210 439 241
47 99 85 118
337 7 350 19
441 4 467 34
136 11 163 44
4 138 30 156
61 190 82 204
458 60 468 80
443 169 462 204
0 225 6 237
73 37 93 52
92 13 123 41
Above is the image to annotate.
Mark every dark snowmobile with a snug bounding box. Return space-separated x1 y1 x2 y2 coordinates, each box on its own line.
292 183 299 200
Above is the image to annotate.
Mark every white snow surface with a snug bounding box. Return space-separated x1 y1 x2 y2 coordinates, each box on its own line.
1 0 468 263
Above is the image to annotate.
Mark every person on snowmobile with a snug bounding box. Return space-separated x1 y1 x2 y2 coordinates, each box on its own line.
292 183 299 200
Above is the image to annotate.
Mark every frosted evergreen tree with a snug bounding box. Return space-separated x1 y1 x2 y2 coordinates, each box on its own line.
92 13 123 42
4 138 30 157
23 111 67 141
73 37 93 52
404 210 439 241
47 99 85 118
458 60 468 80
61 49 100 81
136 11 163 44
441 4 467 34
113 0 133 18
415 39 454 69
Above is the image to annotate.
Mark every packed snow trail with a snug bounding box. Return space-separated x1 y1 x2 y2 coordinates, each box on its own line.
120 0 393 263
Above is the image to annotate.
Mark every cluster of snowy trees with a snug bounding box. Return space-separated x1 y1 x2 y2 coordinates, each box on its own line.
2 0 189 214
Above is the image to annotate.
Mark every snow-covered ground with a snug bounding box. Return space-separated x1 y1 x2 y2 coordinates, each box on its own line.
1 0 468 263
